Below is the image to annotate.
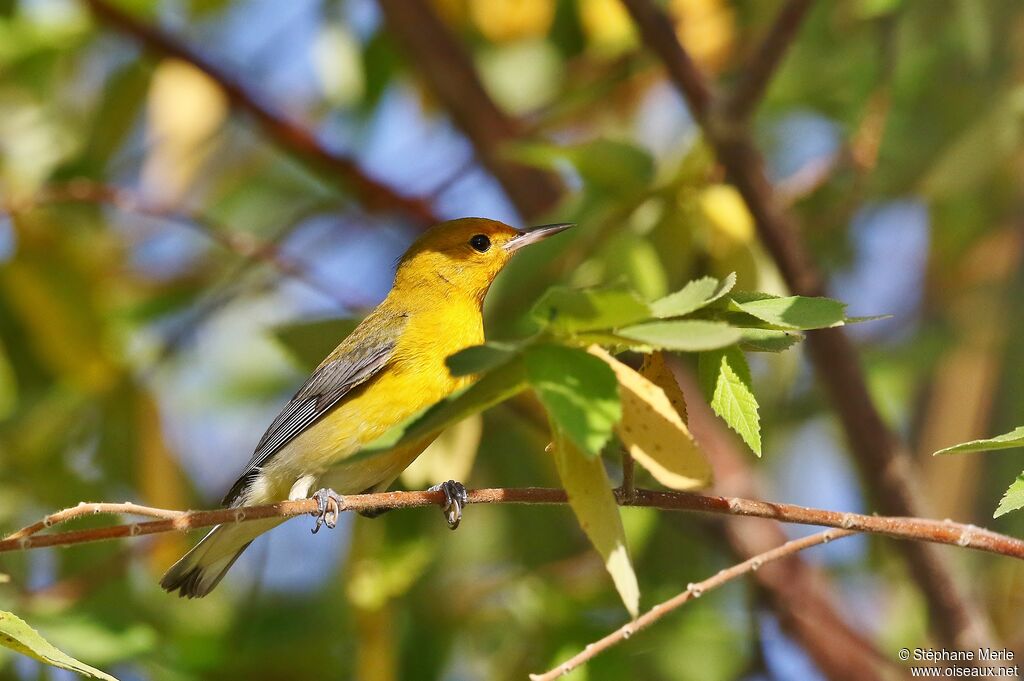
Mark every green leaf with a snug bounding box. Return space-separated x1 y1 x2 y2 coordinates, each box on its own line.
738 328 802 353
995 473 1024 518
506 137 654 197
532 284 651 334
618 320 743 352
698 348 761 456
567 138 655 196
550 425 639 617
651 272 736 318
730 295 848 330
525 344 621 457
0 611 119 681
446 342 520 378
356 357 528 462
933 426 1024 456
273 317 359 369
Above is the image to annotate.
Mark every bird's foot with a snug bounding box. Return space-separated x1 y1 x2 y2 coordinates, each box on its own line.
428 480 469 530
310 488 344 534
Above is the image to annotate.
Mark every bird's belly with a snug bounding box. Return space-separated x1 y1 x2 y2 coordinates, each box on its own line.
246 364 466 502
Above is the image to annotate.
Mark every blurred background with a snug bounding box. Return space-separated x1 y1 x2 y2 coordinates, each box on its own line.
1 0 1023 679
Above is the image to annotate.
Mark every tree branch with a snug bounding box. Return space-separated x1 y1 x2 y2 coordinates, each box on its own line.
5 179 364 310
724 0 815 120
376 0 563 220
530 529 855 681
621 0 997 651
4 488 1023 561
82 0 440 226
676 364 899 681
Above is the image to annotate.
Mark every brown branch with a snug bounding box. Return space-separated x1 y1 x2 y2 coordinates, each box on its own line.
6 179 364 310
620 0 714 124
621 0 998 652
531 529 855 681
376 0 563 220
82 0 439 226
676 364 900 681
724 0 815 120
4 488 1024 561
619 450 636 503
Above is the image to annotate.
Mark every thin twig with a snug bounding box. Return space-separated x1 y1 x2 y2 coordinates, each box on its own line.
621 0 998 651
675 363 895 681
724 0 815 120
3 488 1023 561
377 0 563 220
81 0 439 226
530 529 855 681
7 179 363 309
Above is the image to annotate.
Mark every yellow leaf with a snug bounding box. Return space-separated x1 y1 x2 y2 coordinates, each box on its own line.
0 611 118 681
136 391 188 571
0 223 118 393
551 426 639 618
469 0 555 42
700 184 754 248
577 0 637 56
400 414 483 488
143 59 228 202
639 351 687 423
669 0 735 73
589 346 712 490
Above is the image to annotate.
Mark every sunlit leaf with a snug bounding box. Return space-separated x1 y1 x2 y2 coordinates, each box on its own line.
652 272 736 318
730 295 848 330
995 473 1024 518
144 58 228 202
618 320 743 351
0 611 118 681
526 344 620 457
532 284 651 334
933 426 1024 456
738 328 801 353
699 347 761 456
591 347 711 489
550 425 639 618
700 184 753 244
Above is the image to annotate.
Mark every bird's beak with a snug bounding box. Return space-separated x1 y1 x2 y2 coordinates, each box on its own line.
503 222 574 252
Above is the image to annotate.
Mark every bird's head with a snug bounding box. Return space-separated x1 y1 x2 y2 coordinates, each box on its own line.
393 218 572 304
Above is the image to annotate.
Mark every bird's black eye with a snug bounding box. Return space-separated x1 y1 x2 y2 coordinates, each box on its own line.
470 234 491 252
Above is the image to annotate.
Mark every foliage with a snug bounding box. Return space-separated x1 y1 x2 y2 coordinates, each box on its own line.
934 427 1024 517
1 0 1022 679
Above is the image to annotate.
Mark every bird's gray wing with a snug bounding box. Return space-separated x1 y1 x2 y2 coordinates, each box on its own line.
222 319 403 505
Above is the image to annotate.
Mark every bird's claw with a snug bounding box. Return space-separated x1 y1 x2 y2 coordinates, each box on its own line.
310 488 344 534
429 480 468 530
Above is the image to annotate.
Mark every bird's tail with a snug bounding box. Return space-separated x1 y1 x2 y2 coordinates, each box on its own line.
160 517 285 598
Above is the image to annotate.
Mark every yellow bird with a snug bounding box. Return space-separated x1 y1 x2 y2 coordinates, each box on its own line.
161 218 572 597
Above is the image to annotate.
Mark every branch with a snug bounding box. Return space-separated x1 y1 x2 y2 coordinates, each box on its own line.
724 0 815 120
621 0 998 651
82 0 440 226
376 0 563 220
4 488 1024 561
530 529 855 681
676 364 898 681
5 180 364 310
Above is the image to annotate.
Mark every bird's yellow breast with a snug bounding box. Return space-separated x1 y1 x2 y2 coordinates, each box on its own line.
244 296 483 504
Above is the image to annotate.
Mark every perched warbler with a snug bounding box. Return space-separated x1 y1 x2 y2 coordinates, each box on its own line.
161 218 572 597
